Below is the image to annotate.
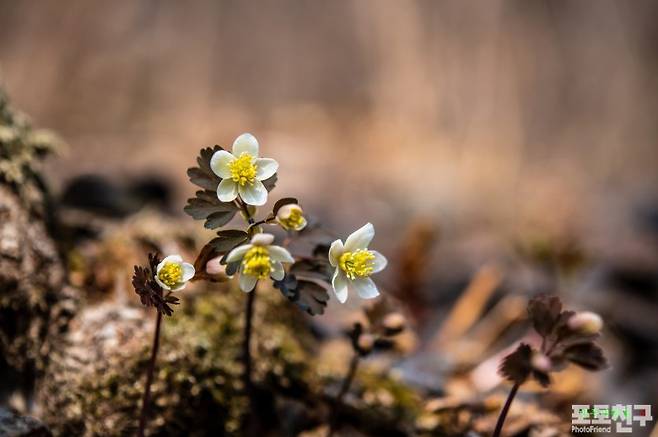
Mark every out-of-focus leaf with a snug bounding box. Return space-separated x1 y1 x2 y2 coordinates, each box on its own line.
498 343 532 385
564 343 608 371
528 294 562 338
273 274 329 316
290 257 333 283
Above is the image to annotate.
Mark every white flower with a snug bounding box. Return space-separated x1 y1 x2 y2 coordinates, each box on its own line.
276 204 307 231
154 255 195 291
225 233 294 292
328 223 387 303
210 133 278 206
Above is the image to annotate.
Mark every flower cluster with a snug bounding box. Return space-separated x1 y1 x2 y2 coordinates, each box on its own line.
183 133 389 311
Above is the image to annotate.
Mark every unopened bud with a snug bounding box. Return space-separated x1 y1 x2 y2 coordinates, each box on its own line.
568 311 603 335
382 312 406 335
357 334 375 354
531 352 552 373
276 204 307 231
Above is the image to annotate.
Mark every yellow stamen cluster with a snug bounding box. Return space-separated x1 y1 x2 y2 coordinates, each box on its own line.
339 249 375 280
158 262 183 287
229 153 257 186
279 207 304 230
242 246 272 279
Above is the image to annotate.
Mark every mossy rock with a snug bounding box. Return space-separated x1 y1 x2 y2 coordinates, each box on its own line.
38 284 316 436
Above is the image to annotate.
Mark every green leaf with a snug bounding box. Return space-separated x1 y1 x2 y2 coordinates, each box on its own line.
272 197 298 215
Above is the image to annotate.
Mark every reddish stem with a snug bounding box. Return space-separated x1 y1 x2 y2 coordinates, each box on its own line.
138 311 163 437
493 382 520 437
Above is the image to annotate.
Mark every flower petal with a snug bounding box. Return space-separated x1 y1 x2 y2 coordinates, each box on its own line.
255 158 278 180
239 274 258 292
332 269 349 303
154 276 172 291
351 277 380 299
181 263 196 282
157 254 183 273
268 245 294 263
226 244 252 263
296 217 308 231
232 133 259 157
328 239 344 267
251 233 275 246
344 223 375 252
369 250 387 274
238 180 267 206
270 262 285 281
217 178 238 202
210 150 235 178
169 281 188 292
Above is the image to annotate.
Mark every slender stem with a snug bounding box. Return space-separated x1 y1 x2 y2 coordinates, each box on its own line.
336 354 359 403
243 287 256 395
327 354 360 436
138 311 163 437
235 199 255 225
492 383 520 437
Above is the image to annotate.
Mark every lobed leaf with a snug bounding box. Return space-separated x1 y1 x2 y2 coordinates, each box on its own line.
563 343 608 371
211 230 249 252
528 294 562 338
273 274 329 316
498 343 533 385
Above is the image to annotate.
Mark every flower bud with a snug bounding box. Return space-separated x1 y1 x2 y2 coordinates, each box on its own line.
357 334 375 354
567 311 603 335
276 204 307 231
382 312 405 336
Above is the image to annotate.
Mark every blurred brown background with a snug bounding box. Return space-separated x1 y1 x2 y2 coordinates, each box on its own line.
1 0 658 248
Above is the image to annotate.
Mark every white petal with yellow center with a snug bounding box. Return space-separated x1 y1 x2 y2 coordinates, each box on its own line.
332 270 349 303
328 239 344 267
210 150 235 179
239 272 258 292
226 244 253 263
268 245 294 263
369 250 388 274
217 178 238 202
238 180 267 206
270 262 285 281
232 133 259 157
344 222 375 252
255 158 278 180
351 277 379 299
